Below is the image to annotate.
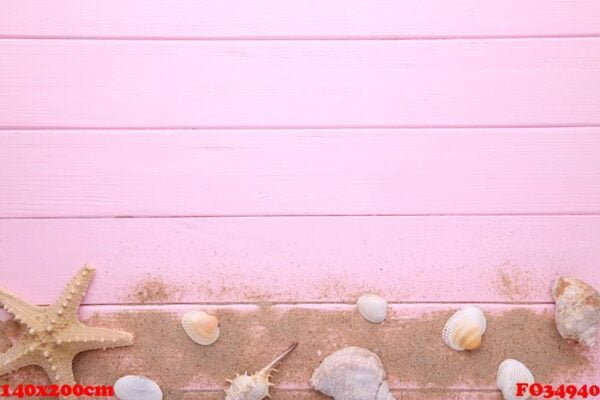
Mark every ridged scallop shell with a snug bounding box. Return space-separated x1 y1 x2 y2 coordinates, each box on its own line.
311 347 396 400
225 343 297 400
496 359 535 400
114 375 163 400
181 311 220 345
357 294 388 323
442 306 487 351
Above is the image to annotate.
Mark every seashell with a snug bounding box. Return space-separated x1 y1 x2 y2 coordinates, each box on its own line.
357 294 388 324
552 276 600 346
311 346 395 400
496 359 535 400
181 311 220 345
114 375 163 400
225 342 298 400
442 306 487 351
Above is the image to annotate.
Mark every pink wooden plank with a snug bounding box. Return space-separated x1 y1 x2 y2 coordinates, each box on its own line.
1 39 599 128
37 304 600 391
1 1 600 39
0 216 598 304
2 129 599 217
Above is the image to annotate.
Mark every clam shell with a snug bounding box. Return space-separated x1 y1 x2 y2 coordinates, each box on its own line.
311 346 395 400
181 311 220 345
496 359 534 400
357 294 388 324
114 375 163 400
442 306 487 351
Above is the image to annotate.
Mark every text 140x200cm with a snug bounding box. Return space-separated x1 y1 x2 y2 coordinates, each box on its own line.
0 384 113 398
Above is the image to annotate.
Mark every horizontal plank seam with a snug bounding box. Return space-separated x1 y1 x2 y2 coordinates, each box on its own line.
2 213 600 220
31 302 557 308
4 123 600 131
1 34 600 41
182 387 500 393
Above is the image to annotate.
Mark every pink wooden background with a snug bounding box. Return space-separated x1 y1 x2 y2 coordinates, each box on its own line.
1 1 600 398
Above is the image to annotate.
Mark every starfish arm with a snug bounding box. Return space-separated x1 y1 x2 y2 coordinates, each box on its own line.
0 288 45 330
55 323 134 353
49 266 95 320
38 349 76 385
0 343 42 376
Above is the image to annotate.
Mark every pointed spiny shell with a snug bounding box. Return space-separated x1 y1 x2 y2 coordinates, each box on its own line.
311 347 396 400
442 306 487 351
114 375 163 400
181 311 220 345
225 373 271 400
357 294 388 324
225 342 298 400
496 359 534 400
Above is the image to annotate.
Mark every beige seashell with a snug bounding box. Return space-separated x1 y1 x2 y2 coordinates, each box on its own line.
114 375 163 400
442 306 487 351
225 342 298 400
496 359 534 400
311 346 395 400
357 294 388 324
181 311 220 345
552 276 600 346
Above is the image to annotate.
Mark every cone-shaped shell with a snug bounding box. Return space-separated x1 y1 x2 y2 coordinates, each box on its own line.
181 311 220 345
357 294 388 324
442 306 487 351
496 359 534 400
311 347 396 400
114 375 163 400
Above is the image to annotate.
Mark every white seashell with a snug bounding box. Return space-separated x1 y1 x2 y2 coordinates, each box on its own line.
442 306 487 351
357 294 388 324
225 342 298 400
181 311 220 345
552 277 600 346
311 346 396 400
496 359 535 400
114 375 162 400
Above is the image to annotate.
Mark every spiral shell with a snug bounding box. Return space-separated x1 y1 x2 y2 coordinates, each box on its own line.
357 294 388 324
442 306 487 351
181 311 220 345
114 375 163 400
496 359 535 400
311 347 395 400
225 343 298 400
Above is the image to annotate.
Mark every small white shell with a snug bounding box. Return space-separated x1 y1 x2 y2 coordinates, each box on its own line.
357 294 388 324
114 375 163 400
181 311 220 345
311 346 395 400
442 306 487 351
496 359 535 400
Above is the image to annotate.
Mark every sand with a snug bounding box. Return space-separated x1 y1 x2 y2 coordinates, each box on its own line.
1 305 592 400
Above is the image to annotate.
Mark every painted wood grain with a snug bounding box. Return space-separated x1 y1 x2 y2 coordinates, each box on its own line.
1 39 600 128
0 216 598 304
70 304 600 390
1 1 600 39
2 129 599 217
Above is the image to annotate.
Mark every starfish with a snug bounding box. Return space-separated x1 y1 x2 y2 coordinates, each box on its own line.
0 266 133 388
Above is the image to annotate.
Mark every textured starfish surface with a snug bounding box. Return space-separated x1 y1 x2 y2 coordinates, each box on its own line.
0 266 133 387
